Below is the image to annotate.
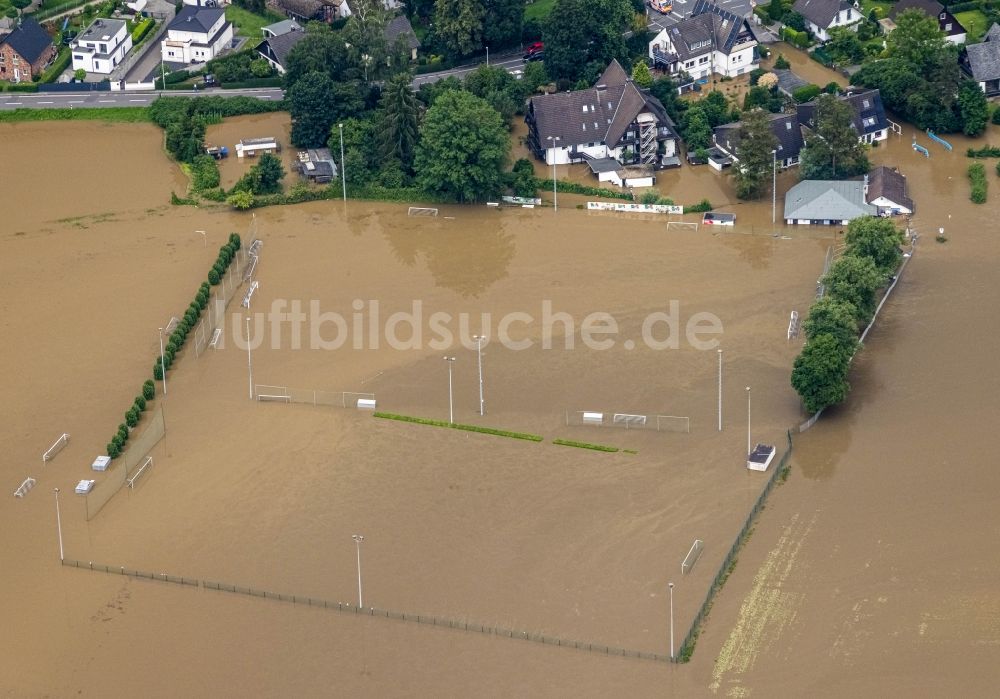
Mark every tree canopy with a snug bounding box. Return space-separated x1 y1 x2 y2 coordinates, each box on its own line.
799 94 870 180
283 28 353 92
733 108 778 200
378 71 422 170
802 297 861 347
483 0 524 49
843 216 904 277
822 255 884 325
791 333 853 413
289 71 364 148
543 0 632 82
434 0 485 57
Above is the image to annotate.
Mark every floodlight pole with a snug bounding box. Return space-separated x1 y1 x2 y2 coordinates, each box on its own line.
54 487 64 562
352 534 364 608
338 123 346 202
547 136 560 211
771 149 777 225
486 46 489 66
717 348 722 432
746 386 751 456
669 582 675 660
158 327 167 395
473 335 485 416
444 356 456 423
246 315 253 401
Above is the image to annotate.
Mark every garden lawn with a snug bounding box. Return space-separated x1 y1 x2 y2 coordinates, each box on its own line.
525 0 556 22
225 5 285 38
859 0 892 18
955 10 990 42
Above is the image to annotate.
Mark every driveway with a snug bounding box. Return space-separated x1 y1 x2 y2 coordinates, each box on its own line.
646 0 755 32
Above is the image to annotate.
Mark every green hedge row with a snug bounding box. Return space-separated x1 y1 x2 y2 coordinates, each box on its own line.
372 412 544 442
535 178 634 201
106 380 157 459
967 145 1000 158
968 162 987 203
132 17 155 43
221 77 284 89
552 439 620 453
39 48 72 84
3 82 40 92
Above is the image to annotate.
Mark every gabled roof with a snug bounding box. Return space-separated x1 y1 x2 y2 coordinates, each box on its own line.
890 0 965 36
797 89 887 137
966 31 1000 81
784 180 876 220
384 15 420 50
257 28 306 67
596 58 629 87
168 6 225 33
664 1 753 61
528 63 676 150
713 112 804 160
867 166 914 212
0 17 54 65
263 19 301 37
792 0 853 28
277 0 324 19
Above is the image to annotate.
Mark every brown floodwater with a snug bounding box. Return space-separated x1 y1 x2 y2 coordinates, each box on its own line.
0 89 997 697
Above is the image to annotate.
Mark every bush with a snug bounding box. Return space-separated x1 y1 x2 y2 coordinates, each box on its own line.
996 161 1000 177
639 190 662 205
189 154 221 191
780 27 810 49
992 109 1000 125
107 442 121 459
684 199 713 213
134 395 146 412
748 67 767 86
792 84 822 103
112 433 125 450
774 53 791 70
132 17 154 43
969 162 987 203
967 145 1000 157
125 407 139 428
154 363 164 380
6 81 40 92
229 233 241 249
143 381 155 400
117 424 129 442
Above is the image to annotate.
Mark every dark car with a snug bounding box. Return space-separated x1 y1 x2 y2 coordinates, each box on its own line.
524 51 545 62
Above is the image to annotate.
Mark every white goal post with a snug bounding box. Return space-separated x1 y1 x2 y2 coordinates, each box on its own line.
43 433 70 462
408 207 439 216
666 221 699 232
682 539 704 574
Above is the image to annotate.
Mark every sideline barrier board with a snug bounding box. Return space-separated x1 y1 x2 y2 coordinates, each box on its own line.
587 201 683 215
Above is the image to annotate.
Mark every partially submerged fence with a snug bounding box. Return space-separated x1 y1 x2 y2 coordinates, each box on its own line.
193 244 255 357
85 407 165 520
564 411 689 433
255 384 375 409
62 558 672 664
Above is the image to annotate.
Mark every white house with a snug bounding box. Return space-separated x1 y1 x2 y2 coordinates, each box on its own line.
792 0 863 42
161 6 233 64
71 18 132 74
866 166 914 215
649 0 759 79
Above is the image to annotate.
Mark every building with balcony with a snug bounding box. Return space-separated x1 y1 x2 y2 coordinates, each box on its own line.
648 0 759 79
161 5 233 64
524 59 680 173
71 18 132 74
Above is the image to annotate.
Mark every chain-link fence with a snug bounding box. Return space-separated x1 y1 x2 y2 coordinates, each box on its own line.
254 384 375 409
564 411 689 433
85 407 165 521
194 246 253 357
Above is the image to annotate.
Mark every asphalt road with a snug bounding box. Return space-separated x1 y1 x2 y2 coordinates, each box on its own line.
411 51 527 88
0 88 285 110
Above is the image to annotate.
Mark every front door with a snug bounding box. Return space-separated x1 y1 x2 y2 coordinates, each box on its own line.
14 67 20 82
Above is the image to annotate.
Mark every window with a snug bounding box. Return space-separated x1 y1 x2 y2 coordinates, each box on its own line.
698 56 709 65
862 116 876 128
785 122 792 130
582 105 588 113
945 23 952 30
862 99 870 108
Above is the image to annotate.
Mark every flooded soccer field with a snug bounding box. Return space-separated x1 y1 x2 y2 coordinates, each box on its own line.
1 92 999 696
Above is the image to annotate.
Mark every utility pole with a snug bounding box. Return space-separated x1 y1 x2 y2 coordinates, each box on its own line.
352 534 364 608
717 348 722 431
54 488 64 562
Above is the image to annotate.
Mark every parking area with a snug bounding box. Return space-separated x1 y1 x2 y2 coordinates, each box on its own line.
646 0 755 31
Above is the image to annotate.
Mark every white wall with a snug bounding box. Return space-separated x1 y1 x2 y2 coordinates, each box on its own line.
162 19 233 63
72 24 132 74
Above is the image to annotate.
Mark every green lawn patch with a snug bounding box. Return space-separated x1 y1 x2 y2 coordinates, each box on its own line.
373 412 544 442
525 0 556 22
225 5 285 38
552 439 620 453
0 107 151 123
955 10 990 42
859 0 891 18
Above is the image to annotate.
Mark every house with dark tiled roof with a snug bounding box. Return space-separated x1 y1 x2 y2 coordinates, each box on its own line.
256 27 305 74
889 0 966 44
713 112 805 168
792 0 862 42
865 166 914 215
797 89 889 144
963 24 1000 95
384 15 420 60
648 0 759 79
525 60 680 173
0 18 57 84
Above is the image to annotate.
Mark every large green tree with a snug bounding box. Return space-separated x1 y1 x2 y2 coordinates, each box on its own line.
543 0 632 82
284 28 353 92
434 0 486 58
800 94 870 180
414 91 510 202
822 254 884 325
887 9 950 73
483 0 524 49
464 64 526 120
734 109 779 200
290 72 365 147
844 216 904 277
378 72 421 170
956 80 989 137
803 297 861 347
791 333 853 413
343 0 390 82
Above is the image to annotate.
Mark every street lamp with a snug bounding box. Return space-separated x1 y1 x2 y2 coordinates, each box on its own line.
669 582 675 660
54 487 64 562
472 335 485 416
746 386 752 457
771 149 777 225
547 136 560 211
443 356 456 423
157 327 167 395
352 534 364 608
246 316 253 401
717 348 723 432
486 46 489 66
338 123 347 202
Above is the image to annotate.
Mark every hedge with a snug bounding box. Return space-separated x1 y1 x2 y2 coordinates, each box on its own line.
552 439 620 453
792 84 822 103
39 48 72 84
947 0 981 12
968 162 987 203
132 17 154 43
535 178 634 201
221 77 284 89
4 82 40 92
967 145 1000 158
781 26 811 49
372 412 544 442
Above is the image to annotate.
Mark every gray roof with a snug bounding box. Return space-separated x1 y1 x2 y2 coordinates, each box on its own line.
595 59 629 87
0 17 54 65
263 19 301 37
714 111 804 161
528 66 676 150
792 0 852 28
257 28 306 67
784 180 875 220
986 23 1000 41
384 15 420 51
965 35 1000 81
168 6 225 33
664 1 755 61
867 166 914 212
77 18 127 43
773 68 808 96
278 0 324 19
797 89 887 137
584 156 623 174
890 0 965 36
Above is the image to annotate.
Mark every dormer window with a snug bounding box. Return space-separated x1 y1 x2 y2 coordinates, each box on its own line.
785 122 791 130
862 99 870 108
582 105 588 113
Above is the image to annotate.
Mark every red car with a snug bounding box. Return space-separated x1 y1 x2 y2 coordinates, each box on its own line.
525 41 544 55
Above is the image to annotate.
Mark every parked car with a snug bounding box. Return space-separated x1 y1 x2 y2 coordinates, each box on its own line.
647 0 672 13
525 51 545 62
509 69 524 80
525 41 543 54
202 73 217 87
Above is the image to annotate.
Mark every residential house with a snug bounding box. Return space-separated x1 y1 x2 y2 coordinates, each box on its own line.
0 17 15 39
713 112 805 168
384 14 420 61
71 18 133 75
792 0 862 42
784 179 875 225
161 6 234 64
256 27 305 74
183 0 233 5
525 60 680 174
963 24 1000 95
262 19 301 38
649 0 759 79
797 89 889 144
0 18 57 83
866 166 914 215
275 0 349 22
889 0 966 43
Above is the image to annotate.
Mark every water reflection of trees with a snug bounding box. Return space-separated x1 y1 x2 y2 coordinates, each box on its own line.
383 223 516 298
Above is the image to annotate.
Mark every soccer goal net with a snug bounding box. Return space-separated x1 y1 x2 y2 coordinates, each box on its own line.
408 207 439 216
666 221 699 232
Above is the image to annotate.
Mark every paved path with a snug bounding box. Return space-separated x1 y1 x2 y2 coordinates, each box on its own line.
0 87 284 110
411 51 526 88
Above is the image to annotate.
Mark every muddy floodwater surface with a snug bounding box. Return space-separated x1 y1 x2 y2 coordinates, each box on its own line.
1 104 998 698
